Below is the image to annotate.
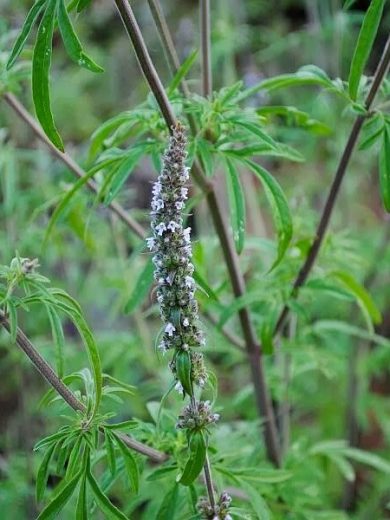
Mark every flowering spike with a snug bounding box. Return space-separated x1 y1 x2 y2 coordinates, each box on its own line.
148 122 207 389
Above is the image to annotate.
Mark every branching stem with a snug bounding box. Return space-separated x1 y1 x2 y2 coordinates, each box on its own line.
0 310 167 463
274 34 390 336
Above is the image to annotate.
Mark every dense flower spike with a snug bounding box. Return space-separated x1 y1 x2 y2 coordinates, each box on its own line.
148 122 207 389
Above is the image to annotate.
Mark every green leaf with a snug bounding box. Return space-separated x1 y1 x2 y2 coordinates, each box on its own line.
124 258 154 314
113 434 139 493
58 309 102 416
193 269 219 302
348 0 385 100
156 483 179 519
36 470 81 520
46 305 65 377
332 270 381 332
36 442 57 502
379 125 390 212
229 117 278 149
104 420 138 431
34 429 70 451
197 138 214 177
89 113 133 160
77 0 93 12
359 113 384 150
176 350 193 397
238 65 334 102
6 0 47 70
260 321 274 355
75 472 88 520
244 159 293 269
146 465 178 482
104 430 116 475
311 320 390 348
179 431 207 486
104 146 145 204
32 0 64 152
328 454 355 482
343 447 390 473
224 158 246 254
238 480 271 520
44 164 103 245
87 462 129 520
167 49 198 96
65 436 84 480
7 299 17 343
57 0 103 73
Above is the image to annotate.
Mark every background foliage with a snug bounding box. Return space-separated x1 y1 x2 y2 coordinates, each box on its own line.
1 0 390 518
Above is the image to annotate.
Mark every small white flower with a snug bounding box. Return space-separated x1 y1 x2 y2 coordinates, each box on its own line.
198 378 205 387
183 317 190 327
181 187 188 198
146 237 155 251
175 201 184 210
165 322 176 337
155 222 166 236
185 276 195 288
167 220 179 232
157 294 164 304
151 198 164 211
152 182 162 195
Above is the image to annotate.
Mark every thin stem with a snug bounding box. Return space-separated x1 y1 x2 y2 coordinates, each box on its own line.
203 453 216 509
114 0 281 466
0 311 167 463
200 0 212 97
113 0 176 130
274 34 390 337
2 93 146 241
146 0 198 137
146 0 180 75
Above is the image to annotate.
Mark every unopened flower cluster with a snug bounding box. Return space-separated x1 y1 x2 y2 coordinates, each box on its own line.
176 400 220 431
198 491 233 520
147 122 207 390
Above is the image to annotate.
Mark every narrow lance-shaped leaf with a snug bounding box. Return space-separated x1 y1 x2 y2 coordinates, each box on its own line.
167 49 198 95
46 305 65 377
113 434 139 493
379 125 390 212
36 442 57 502
57 0 103 73
176 350 193 397
75 471 88 520
77 0 93 12
36 470 82 520
224 158 246 255
332 270 381 332
43 163 106 245
179 431 207 486
32 0 64 152
86 460 128 520
348 0 385 101
244 159 293 270
6 0 47 70
156 483 180 520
